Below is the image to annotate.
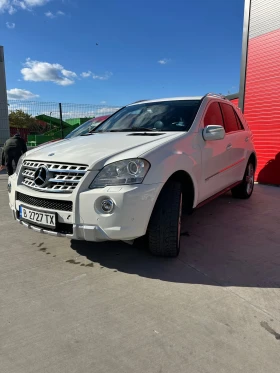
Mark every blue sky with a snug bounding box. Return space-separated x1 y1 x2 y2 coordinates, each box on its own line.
1 0 245 106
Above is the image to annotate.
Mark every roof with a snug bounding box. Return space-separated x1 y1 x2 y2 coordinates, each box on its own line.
128 96 203 106
127 93 235 106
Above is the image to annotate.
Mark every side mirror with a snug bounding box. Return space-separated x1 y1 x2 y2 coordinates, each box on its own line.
203 125 225 141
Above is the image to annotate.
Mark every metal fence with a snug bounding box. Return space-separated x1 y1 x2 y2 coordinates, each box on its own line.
0 100 121 146
7 100 120 123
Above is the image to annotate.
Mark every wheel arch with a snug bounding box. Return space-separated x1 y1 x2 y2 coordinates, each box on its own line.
166 170 196 213
249 152 257 170
143 170 196 237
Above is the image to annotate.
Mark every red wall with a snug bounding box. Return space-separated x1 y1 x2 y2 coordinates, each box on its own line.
230 98 239 107
244 28 280 185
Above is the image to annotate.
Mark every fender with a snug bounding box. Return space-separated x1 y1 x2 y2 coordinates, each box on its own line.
141 133 202 208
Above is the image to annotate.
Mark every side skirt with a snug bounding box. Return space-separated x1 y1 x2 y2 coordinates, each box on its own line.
196 181 242 209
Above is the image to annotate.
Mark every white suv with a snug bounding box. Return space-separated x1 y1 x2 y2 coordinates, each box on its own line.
8 94 256 257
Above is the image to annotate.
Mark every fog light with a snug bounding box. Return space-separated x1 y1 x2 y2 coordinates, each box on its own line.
7 182 11 193
100 198 114 213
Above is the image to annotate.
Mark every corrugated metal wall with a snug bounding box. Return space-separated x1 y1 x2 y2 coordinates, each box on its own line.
249 0 280 38
230 98 239 107
243 0 280 185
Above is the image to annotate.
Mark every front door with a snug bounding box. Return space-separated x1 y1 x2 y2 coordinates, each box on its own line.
199 101 231 202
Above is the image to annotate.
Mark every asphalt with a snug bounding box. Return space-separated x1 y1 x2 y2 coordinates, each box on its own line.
1 171 280 373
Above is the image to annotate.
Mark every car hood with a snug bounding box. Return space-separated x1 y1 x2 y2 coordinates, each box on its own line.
25 132 182 169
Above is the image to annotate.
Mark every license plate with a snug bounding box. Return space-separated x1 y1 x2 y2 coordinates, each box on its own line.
19 206 56 228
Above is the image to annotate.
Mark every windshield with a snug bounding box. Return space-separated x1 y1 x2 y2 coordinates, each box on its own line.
65 118 105 139
95 100 201 132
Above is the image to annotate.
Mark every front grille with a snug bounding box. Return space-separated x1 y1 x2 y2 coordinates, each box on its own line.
17 192 73 212
21 160 88 193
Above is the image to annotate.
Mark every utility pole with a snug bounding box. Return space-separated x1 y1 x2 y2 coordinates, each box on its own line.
0 46 10 146
59 103 64 139
49 111 52 131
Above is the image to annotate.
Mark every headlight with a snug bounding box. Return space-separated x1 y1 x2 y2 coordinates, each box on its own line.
15 153 26 176
89 159 150 189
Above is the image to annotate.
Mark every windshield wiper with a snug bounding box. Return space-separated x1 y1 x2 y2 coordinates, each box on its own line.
95 127 161 133
108 127 159 132
132 127 158 132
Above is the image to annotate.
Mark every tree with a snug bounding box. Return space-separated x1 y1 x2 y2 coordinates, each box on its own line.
9 110 41 132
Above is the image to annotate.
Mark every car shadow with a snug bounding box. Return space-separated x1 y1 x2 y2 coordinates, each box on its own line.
71 190 280 288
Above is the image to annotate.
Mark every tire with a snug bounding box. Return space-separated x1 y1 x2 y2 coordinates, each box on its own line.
148 181 182 257
231 160 255 199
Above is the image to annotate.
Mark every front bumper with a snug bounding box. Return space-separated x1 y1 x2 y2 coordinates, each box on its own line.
8 175 163 242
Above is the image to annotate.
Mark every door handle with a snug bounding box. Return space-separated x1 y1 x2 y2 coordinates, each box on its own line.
226 144 232 150
245 137 249 142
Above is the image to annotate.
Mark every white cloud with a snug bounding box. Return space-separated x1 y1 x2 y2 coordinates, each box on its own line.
6 21 15 28
8 104 29 114
0 0 49 14
15 0 27 9
100 101 106 104
97 107 120 115
7 88 39 100
0 0 10 13
45 10 65 18
92 71 113 80
81 71 92 78
158 58 170 65
45 10 54 18
61 69 77 78
81 71 113 80
22 0 50 7
21 58 77 86
8 5 16 13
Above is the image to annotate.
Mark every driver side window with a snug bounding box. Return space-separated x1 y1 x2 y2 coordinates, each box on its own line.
204 102 224 128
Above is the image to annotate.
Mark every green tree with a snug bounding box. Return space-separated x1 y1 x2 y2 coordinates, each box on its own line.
9 110 41 132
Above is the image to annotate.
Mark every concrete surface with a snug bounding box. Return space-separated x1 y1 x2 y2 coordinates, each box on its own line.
1 171 280 373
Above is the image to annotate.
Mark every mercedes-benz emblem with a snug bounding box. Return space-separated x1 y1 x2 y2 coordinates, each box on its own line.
34 166 49 187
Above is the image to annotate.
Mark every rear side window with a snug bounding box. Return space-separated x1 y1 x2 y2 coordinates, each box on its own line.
233 109 245 130
204 102 224 128
220 103 240 133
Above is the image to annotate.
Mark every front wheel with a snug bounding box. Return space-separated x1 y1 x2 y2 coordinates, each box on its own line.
231 160 255 199
148 181 182 257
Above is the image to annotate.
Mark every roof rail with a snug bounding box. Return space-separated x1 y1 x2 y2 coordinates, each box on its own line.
205 93 227 99
132 99 149 104
200 93 229 102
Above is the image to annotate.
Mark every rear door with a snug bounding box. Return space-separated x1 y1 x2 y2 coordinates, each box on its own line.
220 103 247 184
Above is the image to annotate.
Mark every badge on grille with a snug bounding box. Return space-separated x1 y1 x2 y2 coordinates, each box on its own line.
34 166 49 187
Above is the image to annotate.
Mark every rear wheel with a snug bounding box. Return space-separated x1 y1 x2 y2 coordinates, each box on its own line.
148 181 182 257
231 160 255 199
